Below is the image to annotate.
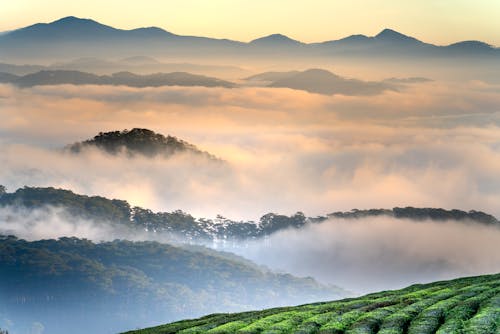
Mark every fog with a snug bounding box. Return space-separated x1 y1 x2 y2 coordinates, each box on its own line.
2 204 499 296
227 217 500 294
1 80 500 220
0 206 128 242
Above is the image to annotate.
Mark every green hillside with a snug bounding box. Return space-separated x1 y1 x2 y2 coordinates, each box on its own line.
0 236 344 334
125 273 500 334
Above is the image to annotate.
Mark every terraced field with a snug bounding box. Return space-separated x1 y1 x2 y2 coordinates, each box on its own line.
125 273 500 334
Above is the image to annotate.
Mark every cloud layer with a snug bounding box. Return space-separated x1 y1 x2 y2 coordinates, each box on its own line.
229 217 500 293
1 81 500 221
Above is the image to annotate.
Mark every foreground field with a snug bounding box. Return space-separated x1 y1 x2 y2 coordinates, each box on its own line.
125 273 499 334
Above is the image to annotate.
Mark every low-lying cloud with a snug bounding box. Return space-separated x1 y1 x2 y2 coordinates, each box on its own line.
227 217 500 293
2 205 498 295
1 81 500 221
0 206 126 241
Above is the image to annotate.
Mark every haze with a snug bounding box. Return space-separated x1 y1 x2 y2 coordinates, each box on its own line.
1 11 500 334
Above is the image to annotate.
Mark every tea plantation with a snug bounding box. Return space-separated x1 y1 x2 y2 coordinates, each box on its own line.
125 273 499 334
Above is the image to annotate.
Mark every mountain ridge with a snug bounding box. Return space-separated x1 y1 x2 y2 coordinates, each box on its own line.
0 185 497 242
0 235 345 334
0 16 498 61
1 16 496 47
0 69 235 88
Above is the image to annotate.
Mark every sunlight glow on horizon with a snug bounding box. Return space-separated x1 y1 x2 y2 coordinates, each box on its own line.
1 0 500 46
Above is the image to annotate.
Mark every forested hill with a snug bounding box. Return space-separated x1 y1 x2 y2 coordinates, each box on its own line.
67 128 219 159
0 186 498 242
0 236 344 334
125 273 500 334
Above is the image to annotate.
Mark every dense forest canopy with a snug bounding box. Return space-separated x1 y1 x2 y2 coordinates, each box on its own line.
67 128 219 159
0 185 497 243
0 235 344 334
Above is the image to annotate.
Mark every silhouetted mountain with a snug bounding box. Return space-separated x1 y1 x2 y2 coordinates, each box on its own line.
39 57 246 76
336 34 371 44
3 16 175 42
0 69 235 88
0 17 498 61
383 77 433 84
249 34 303 46
50 57 119 71
244 70 300 82
0 72 19 83
0 16 242 60
315 28 437 57
375 28 423 44
267 68 395 95
68 128 219 160
444 40 496 55
0 62 45 76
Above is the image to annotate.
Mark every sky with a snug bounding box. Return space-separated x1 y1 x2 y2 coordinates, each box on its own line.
1 0 500 45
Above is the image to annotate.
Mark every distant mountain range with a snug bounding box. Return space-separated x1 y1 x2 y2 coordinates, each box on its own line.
0 57 247 76
261 69 396 95
0 16 498 61
0 69 234 88
0 67 426 96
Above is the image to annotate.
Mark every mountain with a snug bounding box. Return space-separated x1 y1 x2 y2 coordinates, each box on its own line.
0 58 247 77
0 72 19 83
244 70 300 82
1 16 176 41
267 68 395 95
0 186 497 243
0 236 345 334
0 17 498 62
0 16 243 60
444 40 497 55
0 63 45 76
375 28 424 45
67 128 220 159
383 77 433 84
315 28 439 58
249 34 303 46
125 272 500 334
0 70 235 88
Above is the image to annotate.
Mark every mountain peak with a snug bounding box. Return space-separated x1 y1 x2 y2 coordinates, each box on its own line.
53 16 85 23
374 28 423 45
446 40 493 50
50 16 104 27
250 33 302 45
301 68 339 77
376 28 409 39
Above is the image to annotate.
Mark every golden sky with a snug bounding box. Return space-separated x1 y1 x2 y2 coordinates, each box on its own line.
1 0 500 45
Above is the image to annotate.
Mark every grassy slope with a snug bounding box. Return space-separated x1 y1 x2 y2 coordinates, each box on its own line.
125 273 499 334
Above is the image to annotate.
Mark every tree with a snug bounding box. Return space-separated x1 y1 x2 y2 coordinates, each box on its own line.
0 185 6 196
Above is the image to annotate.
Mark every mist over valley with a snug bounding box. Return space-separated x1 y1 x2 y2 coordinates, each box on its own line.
1 10 500 334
